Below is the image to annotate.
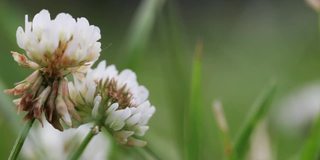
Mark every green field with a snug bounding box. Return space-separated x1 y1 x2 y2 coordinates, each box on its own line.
1 0 320 159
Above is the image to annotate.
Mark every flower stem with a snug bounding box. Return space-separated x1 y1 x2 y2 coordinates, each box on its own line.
8 118 35 160
70 126 99 160
144 145 161 160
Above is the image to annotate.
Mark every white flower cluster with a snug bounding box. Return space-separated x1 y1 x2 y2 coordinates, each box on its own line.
69 61 155 146
7 9 155 148
6 10 101 130
16 10 101 70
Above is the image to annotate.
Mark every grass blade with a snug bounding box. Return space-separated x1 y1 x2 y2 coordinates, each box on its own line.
184 40 203 160
299 115 320 160
124 0 165 68
232 82 276 160
298 10 320 160
155 2 189 153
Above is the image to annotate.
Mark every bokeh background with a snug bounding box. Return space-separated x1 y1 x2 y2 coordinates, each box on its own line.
0 0 320 159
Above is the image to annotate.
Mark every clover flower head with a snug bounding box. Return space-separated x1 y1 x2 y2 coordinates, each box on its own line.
5 9 101 131
16 9 101 71
69 60 155 146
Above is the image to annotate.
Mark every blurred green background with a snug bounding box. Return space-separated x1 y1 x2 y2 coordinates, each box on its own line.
0 0 320 159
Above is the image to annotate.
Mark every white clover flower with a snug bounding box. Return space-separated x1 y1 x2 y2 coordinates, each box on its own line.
21 121 110 160
16 9 101 70
5 9 101 130
69 60 155 146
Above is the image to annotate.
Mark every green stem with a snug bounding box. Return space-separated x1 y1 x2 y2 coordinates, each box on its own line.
144 145 161 160
8 118 35 160
69 126 98 160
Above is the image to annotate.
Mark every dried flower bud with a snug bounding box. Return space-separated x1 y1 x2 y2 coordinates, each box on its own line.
114 130 134 144
4 83 30 96
56 80 72 127
55 95 72 127
61 78 80 121
11 51 39 69
127 137 147 147
33 86 51 119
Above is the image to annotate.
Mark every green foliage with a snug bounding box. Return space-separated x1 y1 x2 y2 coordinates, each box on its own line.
185 41 203 160
124 0 165 69
299 116 320 160
231 82 276 160
1 1 320 160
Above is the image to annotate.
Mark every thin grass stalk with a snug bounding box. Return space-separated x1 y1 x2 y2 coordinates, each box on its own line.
231 82 276 160
184 40 203 160
299 115 320 160
124 0 165 69
8 118 35 160
156 4 189 154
